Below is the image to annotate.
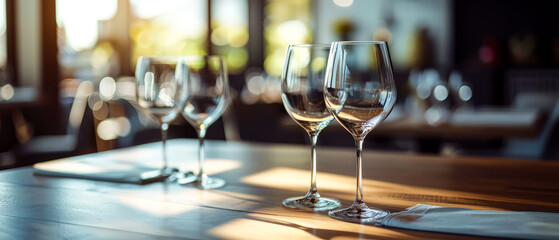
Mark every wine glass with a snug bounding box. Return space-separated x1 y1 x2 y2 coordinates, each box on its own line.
178 56 229 189
135 56 188 178
323 41 397 223
281 44 341 211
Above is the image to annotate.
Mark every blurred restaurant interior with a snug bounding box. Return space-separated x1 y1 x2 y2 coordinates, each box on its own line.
1 0 559 169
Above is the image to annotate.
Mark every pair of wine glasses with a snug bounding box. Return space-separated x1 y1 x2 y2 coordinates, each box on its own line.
281 41 397 223
135 55 229 189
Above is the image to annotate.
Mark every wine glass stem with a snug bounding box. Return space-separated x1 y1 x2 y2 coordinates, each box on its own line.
197 127 207 179
307 132 319 195
354 139 365 204
161 122 169 172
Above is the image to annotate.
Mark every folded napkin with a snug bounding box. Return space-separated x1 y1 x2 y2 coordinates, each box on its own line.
382 204 559 240
33 157 168 184
450 109 539 127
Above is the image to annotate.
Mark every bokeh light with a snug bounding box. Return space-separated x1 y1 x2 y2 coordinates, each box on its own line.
277 21 308 43
97 118 119 140
333 0 353 8
459 85 473 102
99 77 116 100
0 84 14 100
96 117 131 140
227 48 249 71
311 57 327 72
433 85 449 102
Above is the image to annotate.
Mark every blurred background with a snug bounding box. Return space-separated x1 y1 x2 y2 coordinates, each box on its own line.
1 0 558 169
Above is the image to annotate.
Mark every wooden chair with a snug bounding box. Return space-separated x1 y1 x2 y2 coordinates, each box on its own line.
12 81 97 166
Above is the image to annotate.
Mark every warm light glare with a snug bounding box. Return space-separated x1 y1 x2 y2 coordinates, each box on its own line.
34 159 106 174
212 0 248 26
177 158 242 176
264 0 311 77
130 0 181 19
333 0 353 7
118 195 195 216
57 0 118 51
241 167 354 192
96 117 131 140
96 118 120 140
116 117 132 137
0 0 5 36
277 20 308 43
208 215 322 239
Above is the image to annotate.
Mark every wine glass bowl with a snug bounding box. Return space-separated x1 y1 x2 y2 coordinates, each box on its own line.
324 41 397 222
281 44 341 211
135 56 188 177
178 56 229 189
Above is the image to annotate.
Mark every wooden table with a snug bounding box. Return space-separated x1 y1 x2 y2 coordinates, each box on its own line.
1 139 558 239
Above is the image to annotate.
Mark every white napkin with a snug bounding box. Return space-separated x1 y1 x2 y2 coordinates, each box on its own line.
382 204 559 240
450 109 539 127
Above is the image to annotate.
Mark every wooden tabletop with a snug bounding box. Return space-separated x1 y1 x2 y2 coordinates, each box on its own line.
1 139 558 239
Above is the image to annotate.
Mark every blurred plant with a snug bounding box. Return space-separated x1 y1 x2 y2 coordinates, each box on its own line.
211 0 249 74
508 34 539 67
406 28 434 70
264 0 312 77
333 18 355 41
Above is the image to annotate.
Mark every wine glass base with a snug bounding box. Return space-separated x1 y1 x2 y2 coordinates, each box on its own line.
328 202 389 224
195 177 226 189
140 167 179 180
178 176 226 190
171 171 197 184
282 195 341 211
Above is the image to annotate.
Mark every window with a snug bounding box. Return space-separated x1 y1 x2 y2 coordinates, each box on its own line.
211 0 249 74
130 0 208 65
264 0 312 77
57 0 120 79
0 0 7 73
56 0 249 79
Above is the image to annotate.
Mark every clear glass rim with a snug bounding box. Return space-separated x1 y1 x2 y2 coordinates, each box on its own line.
288 43 331 49
333 40 387 46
